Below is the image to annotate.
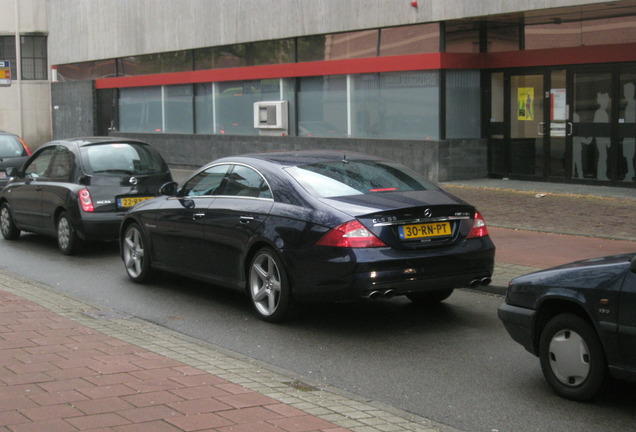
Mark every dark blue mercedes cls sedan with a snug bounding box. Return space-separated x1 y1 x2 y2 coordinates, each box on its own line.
120 150 495 322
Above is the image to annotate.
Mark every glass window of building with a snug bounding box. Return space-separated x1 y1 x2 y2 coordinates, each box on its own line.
525 21 583 49
444 21 481 53
118 50 193 76
581 16 636 46
298 30 378 62
298 76 348 137
216 79 281 135
351 71 440 140
119 86 163 133
0 36 16 79
572 71 613 181
195 83 214 134
164 85 194 134
446 70 480 139
486 22 521 52
20 35 47 80
194 39 295 70
379 23 440 56
619 68 636 183
56 59 117 81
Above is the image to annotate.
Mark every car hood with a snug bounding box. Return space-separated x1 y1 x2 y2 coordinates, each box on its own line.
511 253 635 290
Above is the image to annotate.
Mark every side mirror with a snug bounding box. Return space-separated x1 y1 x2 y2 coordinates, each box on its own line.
159 181 178 196
5 167 17 177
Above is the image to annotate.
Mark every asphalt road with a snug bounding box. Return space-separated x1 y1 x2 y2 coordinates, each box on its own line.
2 234 636 432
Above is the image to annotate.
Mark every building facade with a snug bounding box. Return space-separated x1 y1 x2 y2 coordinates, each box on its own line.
0 0 49 148
5 0 636 186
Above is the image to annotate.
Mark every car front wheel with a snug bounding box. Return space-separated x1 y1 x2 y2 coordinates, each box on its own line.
57 211 83 255
248 247 293 323
122 223 154 283
0 202 20 240
539 313 607 401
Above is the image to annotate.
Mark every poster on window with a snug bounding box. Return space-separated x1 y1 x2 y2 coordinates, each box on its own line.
517 87 534 121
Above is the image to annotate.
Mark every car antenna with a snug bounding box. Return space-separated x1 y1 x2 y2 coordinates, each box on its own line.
341 154 349 164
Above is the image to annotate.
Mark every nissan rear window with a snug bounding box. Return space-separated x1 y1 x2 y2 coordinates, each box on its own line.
286 160 438 198
80 142 168 175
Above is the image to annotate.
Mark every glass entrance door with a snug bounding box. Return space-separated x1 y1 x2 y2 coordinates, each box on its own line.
509 74 544 177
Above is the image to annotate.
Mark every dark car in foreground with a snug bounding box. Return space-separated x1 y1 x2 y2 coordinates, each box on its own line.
498 254 636 401
120 150 495 322
0 137 171 255
0 131 31 186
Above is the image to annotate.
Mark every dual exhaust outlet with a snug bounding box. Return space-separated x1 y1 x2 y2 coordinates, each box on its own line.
364 276 491 299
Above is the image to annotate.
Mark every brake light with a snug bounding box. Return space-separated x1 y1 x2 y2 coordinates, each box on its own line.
467 211 489 238
78 189 94 212
316 220 386 248
18 137 31 156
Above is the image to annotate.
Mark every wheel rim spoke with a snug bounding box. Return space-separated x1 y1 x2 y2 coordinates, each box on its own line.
250 254 281 316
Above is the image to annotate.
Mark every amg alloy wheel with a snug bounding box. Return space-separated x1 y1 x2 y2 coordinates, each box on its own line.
248 247 293 323
122 223 154 283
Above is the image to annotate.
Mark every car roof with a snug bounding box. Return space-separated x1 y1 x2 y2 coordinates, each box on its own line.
45 137 149 148
229 150 384 167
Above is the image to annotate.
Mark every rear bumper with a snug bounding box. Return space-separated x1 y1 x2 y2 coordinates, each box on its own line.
284 237 495 302
498 302 537 355
74 211 125 241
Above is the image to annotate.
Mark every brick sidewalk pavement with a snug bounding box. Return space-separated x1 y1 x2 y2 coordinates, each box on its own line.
0 273 449 432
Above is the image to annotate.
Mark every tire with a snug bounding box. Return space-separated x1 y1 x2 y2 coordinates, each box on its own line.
539 314 607 401
57 211 83 255
122 223 154 283
407 288 454 304
248 247 293 323
0 202 20 240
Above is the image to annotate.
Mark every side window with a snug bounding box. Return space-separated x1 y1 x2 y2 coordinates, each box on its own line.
222 165 272 198
24 147 56 179
46 148 75 181
182 164 229 197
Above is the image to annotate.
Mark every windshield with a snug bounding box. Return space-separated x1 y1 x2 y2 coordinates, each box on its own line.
80 142 168 175
0 135 27 158
286 160 438 198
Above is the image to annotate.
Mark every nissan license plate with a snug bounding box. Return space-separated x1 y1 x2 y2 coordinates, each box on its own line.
117 196 153 208
399 222 451 240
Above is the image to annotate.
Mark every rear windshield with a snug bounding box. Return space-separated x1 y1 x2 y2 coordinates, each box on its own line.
80 142 168 175
286 160 438 198
0 135 27 158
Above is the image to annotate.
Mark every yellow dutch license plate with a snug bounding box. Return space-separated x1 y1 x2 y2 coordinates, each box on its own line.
399 222 452 240
118 196 153 208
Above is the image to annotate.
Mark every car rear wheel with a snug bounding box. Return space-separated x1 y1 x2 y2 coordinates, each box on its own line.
122 223 154 283
539 313 607 401
0 203 20 240
57 211 83 255
248 247 293 323
407 288 454 304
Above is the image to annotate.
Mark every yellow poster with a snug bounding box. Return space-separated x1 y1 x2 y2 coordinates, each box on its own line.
517 87 534 121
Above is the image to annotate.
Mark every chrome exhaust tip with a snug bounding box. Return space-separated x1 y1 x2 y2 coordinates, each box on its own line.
382 289 396 299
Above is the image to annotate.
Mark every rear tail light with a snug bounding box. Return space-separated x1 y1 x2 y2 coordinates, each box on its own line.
316 220 386 248
78 189 94 212
467 211 489 238
18 137 31 156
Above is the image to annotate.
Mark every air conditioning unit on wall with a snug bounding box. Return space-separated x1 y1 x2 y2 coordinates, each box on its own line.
253 101 288 135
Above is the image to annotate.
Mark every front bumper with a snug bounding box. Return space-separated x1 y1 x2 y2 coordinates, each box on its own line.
498 302 537 355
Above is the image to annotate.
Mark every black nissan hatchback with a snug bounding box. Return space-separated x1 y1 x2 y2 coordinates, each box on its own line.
0 137 171 254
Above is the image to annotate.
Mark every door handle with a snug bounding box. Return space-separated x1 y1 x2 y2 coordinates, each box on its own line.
566 122 573 136
239 215 254 224
192 212 205 220
537 122 546 136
